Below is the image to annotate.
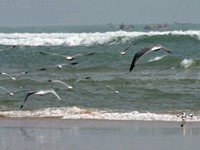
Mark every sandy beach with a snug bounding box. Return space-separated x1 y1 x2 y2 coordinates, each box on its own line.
0 118 200 150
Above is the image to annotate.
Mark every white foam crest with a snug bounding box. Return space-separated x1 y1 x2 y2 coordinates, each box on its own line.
181 59 194 68
0 30 199 46
0 106 200 122
148 55 165 62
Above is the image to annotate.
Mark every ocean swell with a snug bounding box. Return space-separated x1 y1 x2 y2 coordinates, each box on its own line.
0 30 199 46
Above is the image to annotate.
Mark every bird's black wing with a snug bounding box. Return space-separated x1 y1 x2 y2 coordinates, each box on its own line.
39 51 51 55
129 47 150 72
20 91 36 109
85 52 96 56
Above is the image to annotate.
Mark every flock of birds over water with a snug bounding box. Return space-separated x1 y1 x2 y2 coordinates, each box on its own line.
0 37 193 126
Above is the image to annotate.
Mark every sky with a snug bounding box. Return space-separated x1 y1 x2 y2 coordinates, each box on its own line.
0 0 199 26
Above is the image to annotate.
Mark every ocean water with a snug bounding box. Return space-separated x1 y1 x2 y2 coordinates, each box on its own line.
0 24 200 121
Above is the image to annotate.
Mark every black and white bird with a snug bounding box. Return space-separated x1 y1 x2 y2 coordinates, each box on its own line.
73 76 92 85
98 38 145 56
0 86 14 96
106 85 119 94
0 72 28 81
38 62 78 71
177 112 193 127
0 45 16 52
20 89 61 109
48 79 73 89
129 44 172 72
0 72 16 81
39 51 95 60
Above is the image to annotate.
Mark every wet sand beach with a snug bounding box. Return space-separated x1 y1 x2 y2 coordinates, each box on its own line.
0 118 200 150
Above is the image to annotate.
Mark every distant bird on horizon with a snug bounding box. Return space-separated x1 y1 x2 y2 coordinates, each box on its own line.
129 44 172 72
48 79 73 89
0 86 14 96
20 89 61 109
39 51 95 60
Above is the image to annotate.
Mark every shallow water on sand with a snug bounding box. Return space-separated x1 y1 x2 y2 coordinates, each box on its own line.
0 119 200 150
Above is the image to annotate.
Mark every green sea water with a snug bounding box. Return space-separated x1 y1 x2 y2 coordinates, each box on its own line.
0 24 200 121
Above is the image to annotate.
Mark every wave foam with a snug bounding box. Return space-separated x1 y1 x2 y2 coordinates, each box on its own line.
148 55 165 62
181 59 194 68
0 30 199 46
0 106 199 121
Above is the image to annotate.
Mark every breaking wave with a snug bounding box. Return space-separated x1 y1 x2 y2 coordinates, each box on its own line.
148 55 166 62
0 30 199 46
0 106 199 122
181 59 194 68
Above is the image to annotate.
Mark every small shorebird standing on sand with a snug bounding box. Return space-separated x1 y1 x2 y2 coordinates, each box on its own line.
177 112 193 127
20 89 61 109
129 44 172 72
39 51 95 60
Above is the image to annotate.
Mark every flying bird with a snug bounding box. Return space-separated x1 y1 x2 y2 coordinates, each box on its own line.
0 72 16 81
0 87 14 96
20 89 61 109
98 38 145 55
106 85 119 94
129 44 172 72
0 45 16 52
48 79 73 89
39 51 95 60
39 62 78 71
55 62 78 69
0 72 28 81
73 76 92 85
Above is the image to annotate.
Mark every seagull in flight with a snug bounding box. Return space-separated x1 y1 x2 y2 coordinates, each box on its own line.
0 45 16 52
129 44 172 72
0 87 14 96
39 62 78 71
0 72 16 81
106 85 119 94
39 51 95 60
55 62 78 69
20 89 61 109
48 79 73 89
0 72 28 81
73 76 92 85
98 38 145 55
